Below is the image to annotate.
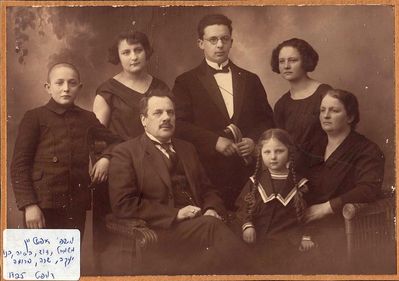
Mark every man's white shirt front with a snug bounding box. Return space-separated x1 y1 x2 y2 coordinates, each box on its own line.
206 58 234 119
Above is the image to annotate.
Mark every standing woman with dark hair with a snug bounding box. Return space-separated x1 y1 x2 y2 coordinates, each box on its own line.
94 30 169 140
271 38 332 169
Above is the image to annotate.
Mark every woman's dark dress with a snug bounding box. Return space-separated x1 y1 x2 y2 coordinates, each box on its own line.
307 131 384 212
304 131 385 273
96 77 170 140
274 84 332 169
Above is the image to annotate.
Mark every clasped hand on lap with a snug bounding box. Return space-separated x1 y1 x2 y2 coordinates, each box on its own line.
176 205 221 221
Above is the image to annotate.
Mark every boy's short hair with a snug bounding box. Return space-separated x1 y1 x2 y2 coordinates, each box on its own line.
47 62 81 82
197 14 232 39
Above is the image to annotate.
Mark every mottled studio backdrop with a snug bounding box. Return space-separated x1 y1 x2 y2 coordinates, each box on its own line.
6 5 395 228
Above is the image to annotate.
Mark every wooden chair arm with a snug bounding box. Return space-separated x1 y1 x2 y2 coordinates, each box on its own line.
342 197 395 221
105 214 158 249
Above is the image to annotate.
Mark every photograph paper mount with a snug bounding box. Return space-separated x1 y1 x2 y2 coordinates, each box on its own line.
1 1 397 280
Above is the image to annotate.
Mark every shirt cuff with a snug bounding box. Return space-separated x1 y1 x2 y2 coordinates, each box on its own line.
99 154 112 160
329 197 343 214
202 207 215 214
242 222 254 231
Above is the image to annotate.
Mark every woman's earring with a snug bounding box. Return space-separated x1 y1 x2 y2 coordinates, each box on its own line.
286 161 291 169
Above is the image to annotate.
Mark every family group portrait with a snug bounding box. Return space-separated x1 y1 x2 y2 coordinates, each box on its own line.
4 3 397 278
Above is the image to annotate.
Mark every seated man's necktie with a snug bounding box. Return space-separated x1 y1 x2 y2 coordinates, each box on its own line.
158 142 178 169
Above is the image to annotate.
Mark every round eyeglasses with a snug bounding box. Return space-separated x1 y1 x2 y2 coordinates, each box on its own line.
203 36 232 45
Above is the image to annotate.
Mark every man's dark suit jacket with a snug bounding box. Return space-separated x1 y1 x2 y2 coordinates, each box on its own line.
108 134 225 229
172 60 275 207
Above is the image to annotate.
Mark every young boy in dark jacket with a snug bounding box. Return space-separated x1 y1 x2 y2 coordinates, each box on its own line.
11 62 121 237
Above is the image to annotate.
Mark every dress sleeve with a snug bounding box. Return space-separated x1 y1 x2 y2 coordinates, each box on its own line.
329 141 385 213
10 110 40 209
235 180 254 226
95 84 113 106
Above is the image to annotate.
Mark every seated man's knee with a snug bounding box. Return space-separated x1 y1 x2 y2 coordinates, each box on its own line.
197 215 225 230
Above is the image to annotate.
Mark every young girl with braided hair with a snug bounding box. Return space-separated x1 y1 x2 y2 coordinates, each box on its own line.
235 128 315 272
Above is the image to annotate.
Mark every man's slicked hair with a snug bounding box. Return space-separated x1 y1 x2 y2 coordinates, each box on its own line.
197 14 232 39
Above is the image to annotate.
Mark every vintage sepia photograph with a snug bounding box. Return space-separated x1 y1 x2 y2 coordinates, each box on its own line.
2 2 397 279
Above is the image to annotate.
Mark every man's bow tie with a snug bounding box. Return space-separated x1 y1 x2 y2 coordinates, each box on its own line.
209 64 230 74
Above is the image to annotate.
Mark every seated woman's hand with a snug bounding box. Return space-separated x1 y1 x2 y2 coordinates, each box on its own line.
304 201 333 223
243 227 256 244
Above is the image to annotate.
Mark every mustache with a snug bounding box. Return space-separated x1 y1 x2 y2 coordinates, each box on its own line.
159 122 174 129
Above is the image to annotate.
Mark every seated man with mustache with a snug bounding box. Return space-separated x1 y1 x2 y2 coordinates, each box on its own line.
108 91 260 274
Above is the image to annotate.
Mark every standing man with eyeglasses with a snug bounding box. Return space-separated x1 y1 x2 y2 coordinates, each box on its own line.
173 14 274 211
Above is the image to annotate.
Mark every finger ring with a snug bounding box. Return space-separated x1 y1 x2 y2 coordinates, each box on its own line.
191 210 196 213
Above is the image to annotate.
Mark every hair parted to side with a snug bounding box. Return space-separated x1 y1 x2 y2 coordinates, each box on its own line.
322 89 360 130
47 62 81 82
197 14 232 39
244 128 307 224
271 38 319 74
108 30 154 65
139 89 175 116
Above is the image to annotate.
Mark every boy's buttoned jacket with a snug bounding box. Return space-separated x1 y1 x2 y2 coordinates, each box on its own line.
11 99 120 210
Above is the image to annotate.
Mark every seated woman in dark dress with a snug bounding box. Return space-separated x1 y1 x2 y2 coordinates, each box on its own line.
303 89 385 273
93 30 169 140
271 38 332 170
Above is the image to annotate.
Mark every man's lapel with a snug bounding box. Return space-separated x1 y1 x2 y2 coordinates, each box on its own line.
141 135 172 191
230 61 246 124
197 60 230 122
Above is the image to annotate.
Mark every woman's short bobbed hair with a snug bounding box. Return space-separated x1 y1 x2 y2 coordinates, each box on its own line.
108 30 154 65
322 89 360 130
271 38 319 74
